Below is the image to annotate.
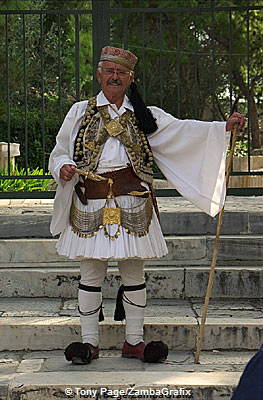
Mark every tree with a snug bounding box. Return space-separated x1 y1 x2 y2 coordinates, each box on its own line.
0 0 93 169
111 0 262 147
0 0 262 173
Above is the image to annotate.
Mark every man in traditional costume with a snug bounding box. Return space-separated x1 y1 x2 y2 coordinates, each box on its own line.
49 46 246 365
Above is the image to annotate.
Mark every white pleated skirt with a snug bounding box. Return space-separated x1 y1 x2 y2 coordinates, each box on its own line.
56 192 168 260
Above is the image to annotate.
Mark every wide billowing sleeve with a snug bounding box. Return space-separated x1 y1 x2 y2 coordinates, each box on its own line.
148 106 231 217
48 103 79 183
48 101 87 236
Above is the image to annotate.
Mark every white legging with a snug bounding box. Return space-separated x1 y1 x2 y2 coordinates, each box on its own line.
79 259 146 347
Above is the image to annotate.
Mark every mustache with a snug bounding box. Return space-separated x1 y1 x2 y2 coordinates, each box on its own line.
107 79 122 86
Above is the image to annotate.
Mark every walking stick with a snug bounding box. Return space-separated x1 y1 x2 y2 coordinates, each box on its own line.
194 124 240 364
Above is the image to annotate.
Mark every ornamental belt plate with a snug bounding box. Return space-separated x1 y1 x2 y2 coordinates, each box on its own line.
102 207 121 225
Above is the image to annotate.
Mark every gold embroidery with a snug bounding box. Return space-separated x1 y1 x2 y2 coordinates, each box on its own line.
84 141 96 151
132 143 142 153
105 120 124 137
73 97 154 184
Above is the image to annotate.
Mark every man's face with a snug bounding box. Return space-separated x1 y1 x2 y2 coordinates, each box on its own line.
96 61 133 100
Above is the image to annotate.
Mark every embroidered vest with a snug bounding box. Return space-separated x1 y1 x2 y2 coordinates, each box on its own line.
73 97 154 184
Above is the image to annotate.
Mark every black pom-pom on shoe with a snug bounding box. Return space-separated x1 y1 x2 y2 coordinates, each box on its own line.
64 342 92 365
144 340 168 363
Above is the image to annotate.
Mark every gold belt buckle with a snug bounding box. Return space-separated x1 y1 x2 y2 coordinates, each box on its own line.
103 207 121 225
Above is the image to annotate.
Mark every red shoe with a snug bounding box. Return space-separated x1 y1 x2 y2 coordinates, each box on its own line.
122 340 169 363
64 342 99 365
122 341 145 361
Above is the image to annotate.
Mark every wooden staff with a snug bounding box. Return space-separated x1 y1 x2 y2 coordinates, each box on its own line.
194 125 240 364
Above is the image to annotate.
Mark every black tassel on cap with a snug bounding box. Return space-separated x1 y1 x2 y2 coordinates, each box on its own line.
144 340 168 363
114 284 126 321
129 82 158 135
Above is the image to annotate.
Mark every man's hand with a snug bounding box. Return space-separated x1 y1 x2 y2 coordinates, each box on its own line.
226 112 247 131
60 164 76 181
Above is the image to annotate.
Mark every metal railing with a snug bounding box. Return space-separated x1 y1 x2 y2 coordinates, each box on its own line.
0 1 262 197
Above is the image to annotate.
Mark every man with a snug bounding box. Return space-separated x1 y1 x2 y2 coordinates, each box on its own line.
49 46 246 365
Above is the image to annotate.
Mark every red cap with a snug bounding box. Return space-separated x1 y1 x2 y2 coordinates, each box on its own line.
100 46 138 70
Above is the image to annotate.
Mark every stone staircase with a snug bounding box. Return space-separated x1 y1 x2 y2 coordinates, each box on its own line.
0 197 263 399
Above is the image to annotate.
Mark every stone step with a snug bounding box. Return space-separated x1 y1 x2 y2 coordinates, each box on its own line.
1 209 263 238
1 265 263 299
1 236 263 264
161 210 263 235
1 348 256 400
0 298 262 352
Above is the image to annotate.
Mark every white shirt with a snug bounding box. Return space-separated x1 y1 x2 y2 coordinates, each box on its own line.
48 91 230 236
96 91 131 172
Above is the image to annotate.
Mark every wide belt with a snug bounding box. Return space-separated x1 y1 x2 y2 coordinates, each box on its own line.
75 167 149 204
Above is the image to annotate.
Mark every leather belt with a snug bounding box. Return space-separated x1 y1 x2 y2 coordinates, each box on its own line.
75 167 149 205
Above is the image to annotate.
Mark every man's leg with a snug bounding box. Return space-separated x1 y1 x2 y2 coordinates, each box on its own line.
118 259 146 359
78 259 108 347
117 259 169 363
64 259 107 364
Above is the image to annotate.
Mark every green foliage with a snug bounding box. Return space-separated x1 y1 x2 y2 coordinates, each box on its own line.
0 95 73 170
0 166 52 191
233 139 249 157
63 14 93 94
112 0 261 122
0 0 262 176
0 0 93 170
